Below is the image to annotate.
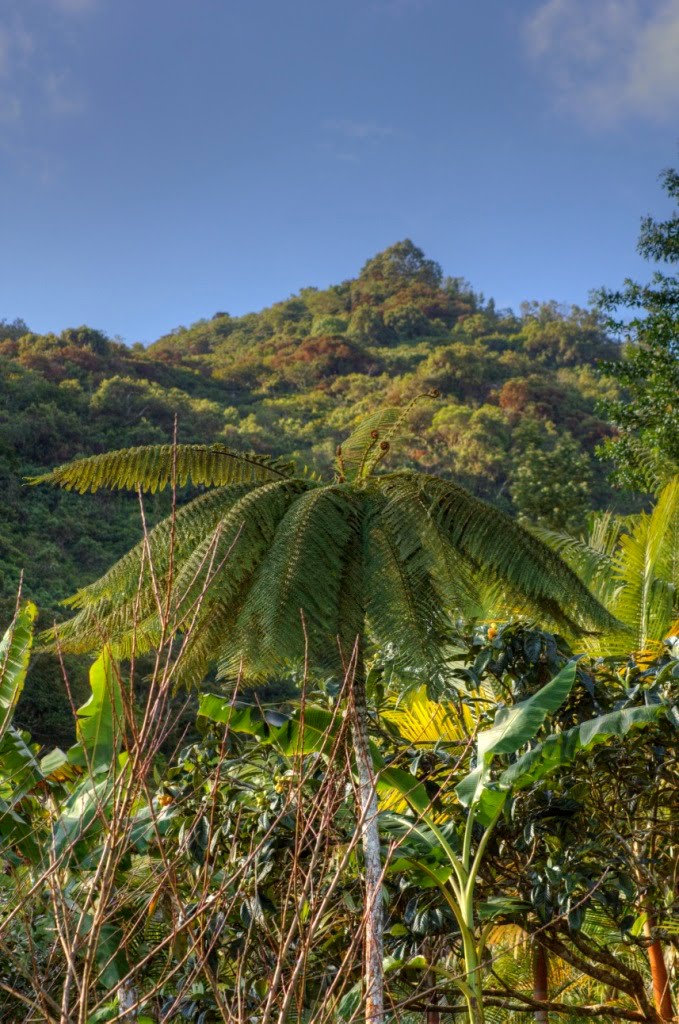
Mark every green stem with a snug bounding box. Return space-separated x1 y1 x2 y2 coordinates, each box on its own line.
467 804 505 895
458 802 505 1024
421 813 468 897
461 804 475 873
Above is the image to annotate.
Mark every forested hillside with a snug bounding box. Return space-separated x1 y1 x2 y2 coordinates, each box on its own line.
1 240 624 741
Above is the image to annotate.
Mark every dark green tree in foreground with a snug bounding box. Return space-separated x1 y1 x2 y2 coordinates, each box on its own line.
597 166 679 491
36 397 617 1022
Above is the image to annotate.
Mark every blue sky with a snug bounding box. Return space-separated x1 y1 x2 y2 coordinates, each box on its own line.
1 0 678 344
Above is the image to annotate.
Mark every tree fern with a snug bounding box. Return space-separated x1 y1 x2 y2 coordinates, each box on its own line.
39 425 621 672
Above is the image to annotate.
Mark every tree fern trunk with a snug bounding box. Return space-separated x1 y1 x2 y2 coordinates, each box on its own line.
350 651 384 1024
532 937 549 1023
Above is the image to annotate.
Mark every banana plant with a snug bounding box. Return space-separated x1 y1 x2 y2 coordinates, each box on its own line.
0 609 137 1019
0 600 41 862
382 660 671 1024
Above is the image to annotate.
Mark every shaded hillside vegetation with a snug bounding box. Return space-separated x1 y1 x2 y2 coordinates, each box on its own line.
1 240 625 742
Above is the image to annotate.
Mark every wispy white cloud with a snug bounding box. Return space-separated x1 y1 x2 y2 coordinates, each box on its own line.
0 4 90 130
51 0 99 14
323 118 394 141
45 71 86 115
524 0 679 124
0 19 33 129
320 118 396 163
0 19 34 76
368 0 429 17
0 5 89 181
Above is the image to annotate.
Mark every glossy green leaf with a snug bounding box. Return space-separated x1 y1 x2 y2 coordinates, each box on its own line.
0 601 37 745
456 662 577 818
0 727 44 801
378 764 431 815
68 650 124 773
272 706 340 755
477 661 577 759
499 705 663 790
198 695 271 739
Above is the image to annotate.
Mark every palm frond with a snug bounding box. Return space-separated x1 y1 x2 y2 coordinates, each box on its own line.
381 686 472 744
653 475 679 587
30 443 295 493
609 476 679 652
588 510 630 558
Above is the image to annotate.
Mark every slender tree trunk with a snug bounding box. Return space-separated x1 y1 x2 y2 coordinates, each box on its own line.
644 915 674 1022
350 649 384 1024
117 979 138 1022
532 937 549 1024
424 938 440 1024
634 825 675 1023
426 997 440 1024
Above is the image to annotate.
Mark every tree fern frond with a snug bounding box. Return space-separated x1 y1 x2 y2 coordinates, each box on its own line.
337 407 405 481
173 596 241 689
220 485 364 678
41 485 253 653
169 480 309 686
529 524 622 608
64 484 257 610
415 472 621 635
30 443 295 493
47 480 308 661
373 473 483 616
363 491 452 675
47 598 162 657
170 480 307 618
